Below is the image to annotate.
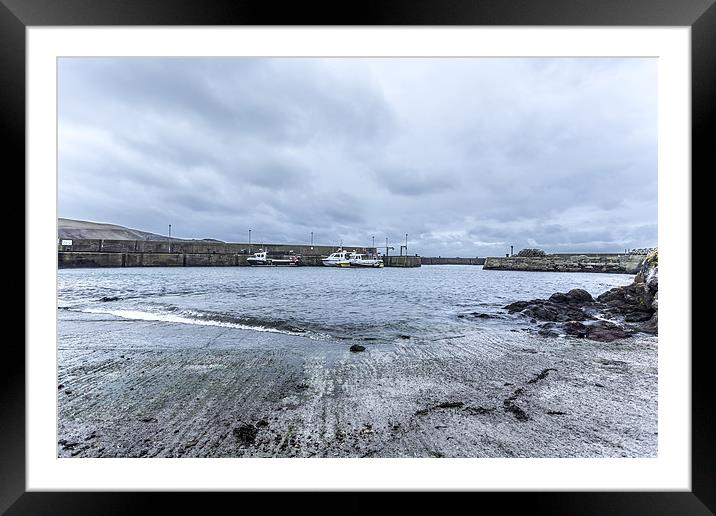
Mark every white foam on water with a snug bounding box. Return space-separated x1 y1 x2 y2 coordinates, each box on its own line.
81 308 307 337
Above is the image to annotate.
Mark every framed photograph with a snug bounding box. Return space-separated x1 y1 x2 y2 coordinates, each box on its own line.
7 0 709 513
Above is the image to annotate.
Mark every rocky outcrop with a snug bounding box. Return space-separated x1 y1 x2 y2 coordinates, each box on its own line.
504 288 595 322
503 250 658 342
483 254 645 274
598 250 658 333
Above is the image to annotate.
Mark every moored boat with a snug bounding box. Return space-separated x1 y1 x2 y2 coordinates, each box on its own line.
322 248 351 267
348 252 385 268
247 250 302 266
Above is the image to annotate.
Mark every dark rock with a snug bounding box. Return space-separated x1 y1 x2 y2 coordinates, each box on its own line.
256 419 269 428
585 321 631 342
64 389 73 395
523 302 590 322
139 417 157 423
538 323 560 337
57 384 64 390
504 300 532 312
625 311 653 322
566 288 594 304
598 283 654 315
233 423 258 445
436 401 464 409
563 321 588 337
349 344 366 353
640 313 658 334
547 410 567 415
398 334 411 339
503 400 529 421
548 289 593 306
99 296 121 302
527 368 557 383
458 312 494 319
504 250 658 340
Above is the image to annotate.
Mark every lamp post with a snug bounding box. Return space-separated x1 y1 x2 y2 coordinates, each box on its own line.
405 233 408 254
311 231 314 249
168 224 171 238
372 235 375 251
249 229 252 254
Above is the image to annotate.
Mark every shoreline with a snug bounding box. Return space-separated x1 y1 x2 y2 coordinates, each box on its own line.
58 312 657 458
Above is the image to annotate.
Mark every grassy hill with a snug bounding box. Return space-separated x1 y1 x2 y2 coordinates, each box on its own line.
58 218 223 242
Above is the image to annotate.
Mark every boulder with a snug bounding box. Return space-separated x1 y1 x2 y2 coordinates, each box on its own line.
585 320 631 342
548 289 594 305
505 299 590 322
563 321 588 337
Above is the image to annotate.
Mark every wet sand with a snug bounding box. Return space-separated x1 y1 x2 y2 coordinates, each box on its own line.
57 311 657 458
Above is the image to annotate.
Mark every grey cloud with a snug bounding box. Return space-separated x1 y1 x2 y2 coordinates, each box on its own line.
59 57 657 256
376 168 454 196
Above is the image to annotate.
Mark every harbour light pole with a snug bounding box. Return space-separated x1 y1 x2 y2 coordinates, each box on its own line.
168 224 171 238
372 235 375 250
249 229 252 253
405 233 408 254
311 231 314 249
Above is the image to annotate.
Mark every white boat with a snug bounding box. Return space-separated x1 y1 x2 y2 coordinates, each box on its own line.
247 250 302 266
322 248 351 267
247 250 271 266
348 252 385 268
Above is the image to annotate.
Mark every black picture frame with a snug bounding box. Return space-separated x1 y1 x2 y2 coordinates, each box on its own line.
5 0 710 513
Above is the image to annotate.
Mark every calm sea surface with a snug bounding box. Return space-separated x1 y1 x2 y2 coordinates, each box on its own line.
58 265 634 344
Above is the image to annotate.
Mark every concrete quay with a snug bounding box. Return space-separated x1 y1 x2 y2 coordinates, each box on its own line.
483 253 645 274
57 239 421 268
421 257 486 265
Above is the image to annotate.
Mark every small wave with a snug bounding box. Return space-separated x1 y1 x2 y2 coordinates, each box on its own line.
81 308 310 337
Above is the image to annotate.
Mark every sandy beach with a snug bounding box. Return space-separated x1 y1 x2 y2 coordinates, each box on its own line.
57 309 657 458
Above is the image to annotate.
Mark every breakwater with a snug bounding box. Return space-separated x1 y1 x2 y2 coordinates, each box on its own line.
483 253 644 274
421 257 486 265
57 239 421 268
58 238 374 256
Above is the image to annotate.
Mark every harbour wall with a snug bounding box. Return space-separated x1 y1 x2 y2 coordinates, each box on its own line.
483 254 645 274
58 252 421 268
382 256 421 267
57 239 421 268
421 257 486 265
58 239 375 257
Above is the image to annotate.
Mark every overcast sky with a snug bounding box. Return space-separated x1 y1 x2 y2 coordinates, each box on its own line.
58 57 657 256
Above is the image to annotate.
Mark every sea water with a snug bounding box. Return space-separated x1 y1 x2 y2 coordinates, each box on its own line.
58 265 634 344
